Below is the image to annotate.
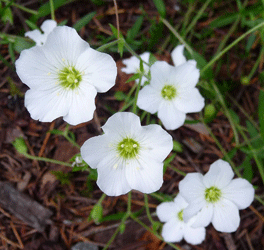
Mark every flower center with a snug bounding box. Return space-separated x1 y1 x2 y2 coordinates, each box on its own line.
177 209 184 221
58 66 82 89
161 85 176 100
117 138 140 159
205 186 222 203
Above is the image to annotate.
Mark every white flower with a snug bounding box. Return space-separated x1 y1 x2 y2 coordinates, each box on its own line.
121 52 150 85
16 26 117 125
137 45 204 130
157 194 206 245
80 112 173 196
179 159 255 233
25 19 57 46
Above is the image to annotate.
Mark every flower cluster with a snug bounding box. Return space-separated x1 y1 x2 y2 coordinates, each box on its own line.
157 159 254 244
15 19 256 248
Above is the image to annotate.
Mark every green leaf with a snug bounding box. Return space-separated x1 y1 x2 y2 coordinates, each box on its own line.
73 11 96 31
258 89 264 141
125 73 141 83
14 37 34 53
12 137 28 154
241 155 253 182
119 223 126 234
173 141 183 153
1 7 13 24
126 15 144 42
153 0 166 17
210 13 239 29
90 204 103 224
114 91 127 101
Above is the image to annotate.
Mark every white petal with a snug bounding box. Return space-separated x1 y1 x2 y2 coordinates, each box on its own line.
40 19 57 34
183 225 206 245
156 201 176 222
162 219 184 243
174 88 205 113
138 124 173 162
157 102 186 130
171 45 186 67
212 199 240 233
25 30 44 46
96 157 131 196
24 87 70 122
121 56 139 74
81 135 112 168
168 61 199 89
139 52 150 64
179 173 205 204
222 178 255 209
137 85 162 114
76 48 117 93
190 204 213 228
15 46 59 90
183 200 206 223
203 159 234 189
43 26 89 66
125 158 163 194
150 61 174 89
63 84 97 125
173 194 189 208
102 112 142 138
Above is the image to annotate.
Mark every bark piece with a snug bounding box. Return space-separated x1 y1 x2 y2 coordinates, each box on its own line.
0 181 52 231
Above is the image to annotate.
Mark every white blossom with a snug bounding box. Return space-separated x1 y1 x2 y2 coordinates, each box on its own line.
137 45 204 130
25 19 57 46
121 52 150 85
179 159 255 233
157 194 206 245
16 25 117 125
80 112 173 196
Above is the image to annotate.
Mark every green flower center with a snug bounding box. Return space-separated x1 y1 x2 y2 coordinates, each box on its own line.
161 85 176 100
205 186 222 203
58 66 82 89
117 138 140 159
177 209 184 221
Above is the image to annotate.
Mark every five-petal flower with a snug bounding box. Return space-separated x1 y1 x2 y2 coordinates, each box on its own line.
179 159 255 233
137 45 204 130
80 112 173 196
157 194 206 245
25 19 57 46
16 25 117 125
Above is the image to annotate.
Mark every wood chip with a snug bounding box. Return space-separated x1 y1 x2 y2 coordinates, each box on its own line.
0 181 52 232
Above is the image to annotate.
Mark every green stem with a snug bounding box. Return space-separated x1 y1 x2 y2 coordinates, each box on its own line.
49 0 55 20
201 21 264 74
132 78 142 114
23 153 72 167
96 40 119 52
183 0 213 38
160 17 193 55
247 47 264 80
11 2 39 15
144 194 155 225
102 226 120 250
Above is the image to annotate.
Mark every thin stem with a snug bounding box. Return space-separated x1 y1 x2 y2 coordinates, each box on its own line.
160 17 193 55
183 0 213 38
49 0 55 21
102 226 120 250
201 21 264 74
113 0 120 40
23 153 72 167
132 78 142 114
144 194 155 225
96 40 119 52
11 2 38 15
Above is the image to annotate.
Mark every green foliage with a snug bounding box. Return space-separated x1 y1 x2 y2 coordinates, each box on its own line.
90 204 103 224
258 89 264 141
153 0 166 18
12 137 28 154
73 11 96 31
51 170 72 185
